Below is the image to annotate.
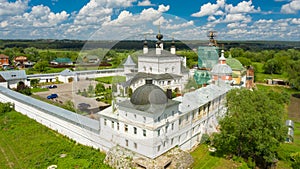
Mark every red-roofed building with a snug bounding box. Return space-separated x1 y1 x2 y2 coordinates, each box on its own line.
0 54 9 68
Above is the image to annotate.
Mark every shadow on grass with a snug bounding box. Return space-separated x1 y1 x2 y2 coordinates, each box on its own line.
292 93 300 98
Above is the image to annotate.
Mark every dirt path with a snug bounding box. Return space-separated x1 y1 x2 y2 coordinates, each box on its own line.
288 96 300 122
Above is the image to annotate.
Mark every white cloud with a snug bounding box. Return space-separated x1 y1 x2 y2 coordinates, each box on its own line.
165 21 194 30
291 18 300 24
0 0 28 17
227 22 247 28
225 1 260 14
191 0 225 17
137 0 154 6
223 13 251 23
281 0 300 14
158 4 170 13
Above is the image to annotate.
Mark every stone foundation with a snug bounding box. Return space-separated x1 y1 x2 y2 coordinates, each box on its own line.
104 146 193 169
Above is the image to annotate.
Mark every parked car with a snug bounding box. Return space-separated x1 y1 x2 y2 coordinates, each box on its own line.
48 85 57 89
47 94 58 99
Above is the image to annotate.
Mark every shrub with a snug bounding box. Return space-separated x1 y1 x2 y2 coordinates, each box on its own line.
0 102 14 115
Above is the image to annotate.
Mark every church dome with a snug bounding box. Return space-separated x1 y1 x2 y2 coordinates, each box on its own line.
211 64 232 76
130 79 167 105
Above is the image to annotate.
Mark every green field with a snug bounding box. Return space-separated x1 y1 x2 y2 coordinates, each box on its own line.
95 76 126 84
0 111 111 169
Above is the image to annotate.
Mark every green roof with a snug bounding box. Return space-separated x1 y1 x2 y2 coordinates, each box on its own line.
226 57 245 71
198 46 219 69
54 58 72 63
194 70 211 85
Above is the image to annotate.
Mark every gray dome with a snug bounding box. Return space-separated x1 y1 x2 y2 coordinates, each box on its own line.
211 64 232 75
130 79 167 105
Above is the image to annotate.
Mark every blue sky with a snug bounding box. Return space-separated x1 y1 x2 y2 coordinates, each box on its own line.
0 0 299 40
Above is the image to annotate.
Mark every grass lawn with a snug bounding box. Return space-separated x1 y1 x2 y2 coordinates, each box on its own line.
31 87 49 93
95 76 126 84
0 111 111 169
191 144 239 169
252 62 288 83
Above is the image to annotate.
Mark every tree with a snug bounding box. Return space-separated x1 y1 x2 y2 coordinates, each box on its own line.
95 83 105 95
263 58 282 74
236 57 251 67
16 82 32 95
288 60 300 90
213 89 286 168
33 61 49 72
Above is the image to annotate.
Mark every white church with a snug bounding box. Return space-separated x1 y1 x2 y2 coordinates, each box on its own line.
118 32 189 96
99 32 232 160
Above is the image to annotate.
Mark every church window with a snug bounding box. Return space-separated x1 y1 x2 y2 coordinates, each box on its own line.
179 118 182 125
186 114 189 121
143 116 146 122
125 124 128 132
163 141 166 147
172 66 175 72
111 121 114 128
134 143 137 149
117 122 119 130
168 81 171 85
158 116 161 122
171 123 174 130
171 138 174 145
150 67 152 72
126 139 128 146
134 114 136 118
165 68 168 72
158 129 160 136
104 119 107 126
143 66 146 71
165 125 168 133
125 112 127 116
134 127 137 134
158 145 161 152
143 129 146 137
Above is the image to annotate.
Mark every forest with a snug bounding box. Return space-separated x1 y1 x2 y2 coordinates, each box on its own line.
0 40 300 90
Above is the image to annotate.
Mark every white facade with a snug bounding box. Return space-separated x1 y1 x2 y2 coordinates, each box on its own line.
138 54 182 75
100 84 230 159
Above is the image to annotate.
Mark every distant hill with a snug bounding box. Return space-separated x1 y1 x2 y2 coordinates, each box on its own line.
0 39 299 51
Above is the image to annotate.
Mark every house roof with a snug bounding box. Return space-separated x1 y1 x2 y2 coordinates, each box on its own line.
14 56 27 61
0 54 9 59
120 72 182 87
53 58 72 63
176 84 231 113
60 69 75 76
226 56 246 71
0 70 27 81
123 55 136 66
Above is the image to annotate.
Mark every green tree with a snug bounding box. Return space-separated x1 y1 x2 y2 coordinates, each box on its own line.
95 83 105 95
288 60 300 90
236 57 252 67
213 88 286 168
263 58 282 74
230 48 244 58
33 61 49 72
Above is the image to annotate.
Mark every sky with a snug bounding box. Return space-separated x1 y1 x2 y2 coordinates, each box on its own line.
0 0 300 41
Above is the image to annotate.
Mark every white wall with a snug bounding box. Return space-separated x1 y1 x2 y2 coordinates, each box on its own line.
0 90 113 152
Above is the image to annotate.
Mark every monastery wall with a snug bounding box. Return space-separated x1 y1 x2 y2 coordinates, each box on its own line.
0 87 114 152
